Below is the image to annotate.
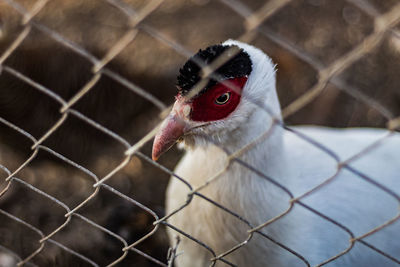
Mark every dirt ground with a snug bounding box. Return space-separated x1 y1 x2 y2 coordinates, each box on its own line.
0 0 399 266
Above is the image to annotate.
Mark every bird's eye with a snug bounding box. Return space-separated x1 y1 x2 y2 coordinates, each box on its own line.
215 92 231 105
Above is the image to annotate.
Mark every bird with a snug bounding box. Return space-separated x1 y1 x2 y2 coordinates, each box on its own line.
152 40 400 267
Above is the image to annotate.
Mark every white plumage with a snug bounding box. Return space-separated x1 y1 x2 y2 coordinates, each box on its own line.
154 40 400 266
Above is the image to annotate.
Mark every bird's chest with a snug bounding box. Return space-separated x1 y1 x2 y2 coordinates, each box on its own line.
166 147 251 237
165 147 285 266
166 174 268 266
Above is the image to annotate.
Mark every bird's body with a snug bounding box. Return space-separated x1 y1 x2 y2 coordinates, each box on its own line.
153 40 400 266
167 127 400 266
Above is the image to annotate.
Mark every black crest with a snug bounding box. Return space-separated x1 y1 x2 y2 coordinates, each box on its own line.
177 44 252 96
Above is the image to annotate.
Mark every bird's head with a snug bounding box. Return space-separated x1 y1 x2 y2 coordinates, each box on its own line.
152 40 279 161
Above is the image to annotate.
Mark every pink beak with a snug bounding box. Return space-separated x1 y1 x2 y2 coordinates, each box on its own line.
152 114 186 161
152 96 192 161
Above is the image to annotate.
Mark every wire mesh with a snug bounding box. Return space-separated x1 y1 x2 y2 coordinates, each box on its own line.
0 0 399 266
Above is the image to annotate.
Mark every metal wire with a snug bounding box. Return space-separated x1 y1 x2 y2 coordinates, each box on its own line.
0 0 399 266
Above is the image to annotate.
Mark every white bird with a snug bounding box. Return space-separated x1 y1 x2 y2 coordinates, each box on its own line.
152 40 400 267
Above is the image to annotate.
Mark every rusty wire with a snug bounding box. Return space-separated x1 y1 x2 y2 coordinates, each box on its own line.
0 0 399 266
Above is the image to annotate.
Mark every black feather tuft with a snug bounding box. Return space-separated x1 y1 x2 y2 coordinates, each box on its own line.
177 44 252 96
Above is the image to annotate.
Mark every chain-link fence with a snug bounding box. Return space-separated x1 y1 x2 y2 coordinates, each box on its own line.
0 0 399 266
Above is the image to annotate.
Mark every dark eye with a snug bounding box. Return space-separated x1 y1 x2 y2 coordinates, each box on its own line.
215 92 231 105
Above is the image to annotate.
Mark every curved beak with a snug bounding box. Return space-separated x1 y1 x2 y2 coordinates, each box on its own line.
152 98 191 161
152 114 185 161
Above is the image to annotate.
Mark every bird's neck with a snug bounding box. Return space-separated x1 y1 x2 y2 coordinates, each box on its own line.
183 109 287 229
189 105 286 186
228 109 285 177
219 89 285 170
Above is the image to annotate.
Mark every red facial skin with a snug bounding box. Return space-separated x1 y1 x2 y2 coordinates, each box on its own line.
190 76 248 122
152 76 247 160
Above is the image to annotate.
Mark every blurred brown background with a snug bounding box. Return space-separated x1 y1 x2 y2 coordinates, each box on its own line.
0 0 399 266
